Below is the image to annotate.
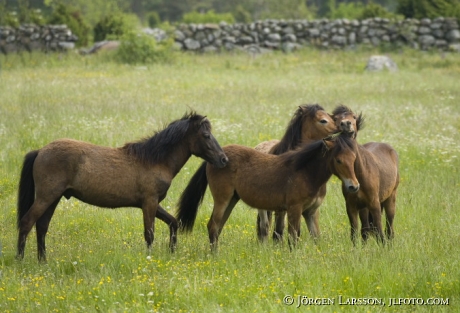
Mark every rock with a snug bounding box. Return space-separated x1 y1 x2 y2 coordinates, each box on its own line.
365 55 398 72
184 38 201 50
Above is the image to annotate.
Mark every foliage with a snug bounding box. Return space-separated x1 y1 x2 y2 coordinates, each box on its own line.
93 13 139 42
327 1 402 20
360 2 400 19
328 1 366 19
47 2 90 46
396 0 460 19
114 29 173 64
146 10 161 28
234 4 252 23
29 9 46 25
259 0 314 20
182 9 235 24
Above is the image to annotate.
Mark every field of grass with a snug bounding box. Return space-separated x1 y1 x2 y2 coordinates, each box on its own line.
0 48 459 312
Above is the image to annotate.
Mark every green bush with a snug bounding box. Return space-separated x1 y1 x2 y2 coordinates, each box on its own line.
93 13 139 42
328 2 365 19
233 5 252 23
360 3 402 19
397 0 460 19
146 11 161 28
114 30 173 65
47 3 89 47
182 10 235 24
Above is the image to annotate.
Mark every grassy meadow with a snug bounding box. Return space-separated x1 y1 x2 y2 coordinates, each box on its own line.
0 48 459 312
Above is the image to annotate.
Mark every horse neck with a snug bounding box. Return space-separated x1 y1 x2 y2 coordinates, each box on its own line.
164 141 192 177
300 154 333 188
353 144 373 180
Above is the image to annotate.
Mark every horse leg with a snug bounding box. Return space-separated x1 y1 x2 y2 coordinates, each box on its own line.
273 211 286 242
141 198 159 253
368 201 385 245
257 210 270 243
286 206 302 250
17 196 58 260
302 205 322 242
155 205 178 252
207 195 236 252
35 197 61 262
382 192 397 241
359 208 372 243
346 202 360 246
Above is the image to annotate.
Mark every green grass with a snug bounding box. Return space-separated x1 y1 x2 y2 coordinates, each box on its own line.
0 48 459 312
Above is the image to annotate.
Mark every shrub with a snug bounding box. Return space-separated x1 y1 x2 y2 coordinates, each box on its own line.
182 10 235 24
397 0 460 19
328 2 365 19
47 3 89 47
146 11 161 28
93 13 139 42
114 30 173 65
234 5 252 23
360 3 402 20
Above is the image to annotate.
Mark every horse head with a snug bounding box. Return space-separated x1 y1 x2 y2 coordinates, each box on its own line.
189 115 228 168
332 105 364 139
323 133 360 193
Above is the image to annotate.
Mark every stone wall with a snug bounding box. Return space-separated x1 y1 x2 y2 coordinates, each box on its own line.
0 24 78 54
2 17 460 55
174 17 460 53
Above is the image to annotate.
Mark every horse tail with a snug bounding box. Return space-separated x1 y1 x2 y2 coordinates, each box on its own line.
176 161 208 232
17 150 39 228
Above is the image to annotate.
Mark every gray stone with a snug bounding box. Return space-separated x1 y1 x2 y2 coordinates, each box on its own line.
365 55 398 72
267 33 281 42
184 38 200 50
446 29 460 43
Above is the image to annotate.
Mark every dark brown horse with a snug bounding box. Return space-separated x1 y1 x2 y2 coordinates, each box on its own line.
176 133 361 251
256 104 365 243
342 140 399 245
254 104 338 242
17 112 228 261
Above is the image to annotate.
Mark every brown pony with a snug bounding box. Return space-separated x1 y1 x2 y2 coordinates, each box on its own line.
176 133 361 251
257 104 365 243
17 112 228 261
253 104 338 242
332 104 364 139
342 140 399 245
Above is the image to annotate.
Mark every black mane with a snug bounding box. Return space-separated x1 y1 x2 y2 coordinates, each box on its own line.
284 132 356 171
123 112 209 164
332 104 365 132
271 104 326 155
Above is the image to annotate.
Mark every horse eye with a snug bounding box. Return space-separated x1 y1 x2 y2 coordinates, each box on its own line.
336 159 342 164
353 116 357 120
320 119 328 124
203 133 211 139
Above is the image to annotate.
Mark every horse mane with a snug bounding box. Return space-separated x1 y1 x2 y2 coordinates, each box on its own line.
285 132 357 171
271 104 326 155
332 104 365 131
123 111 209 164
280 140 324 170
328 133 357 161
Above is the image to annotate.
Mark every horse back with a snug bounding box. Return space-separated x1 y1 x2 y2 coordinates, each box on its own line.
208 144 315 211
33 139 161 208
362 142 399 200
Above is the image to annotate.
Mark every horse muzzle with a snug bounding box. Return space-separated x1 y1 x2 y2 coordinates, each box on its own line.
347 183 360 193
215 155 229 168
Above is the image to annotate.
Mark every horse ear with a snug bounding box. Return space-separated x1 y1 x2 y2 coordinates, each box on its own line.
200 116 208 125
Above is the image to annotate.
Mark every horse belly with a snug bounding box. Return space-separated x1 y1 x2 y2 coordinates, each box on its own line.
236 186 287 211
70 171 142 208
